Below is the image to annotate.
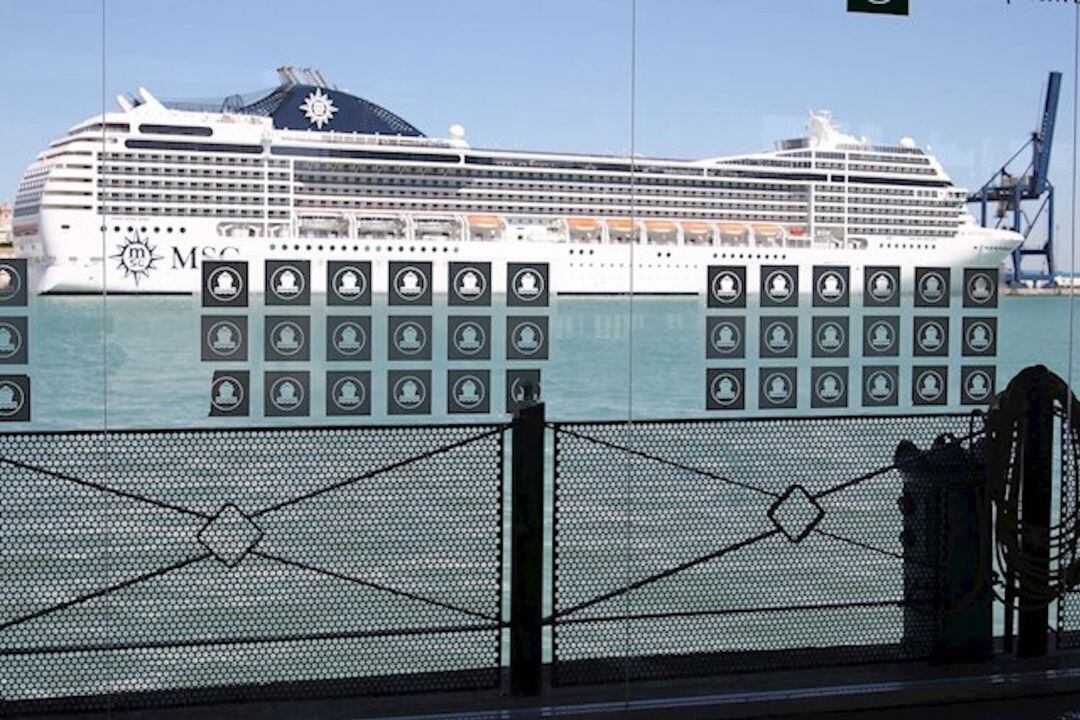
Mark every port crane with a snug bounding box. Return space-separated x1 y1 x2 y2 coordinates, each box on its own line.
968 71 1062 286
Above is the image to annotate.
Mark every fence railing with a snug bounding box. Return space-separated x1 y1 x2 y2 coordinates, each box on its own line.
0 401 1037 713
0 424 506 712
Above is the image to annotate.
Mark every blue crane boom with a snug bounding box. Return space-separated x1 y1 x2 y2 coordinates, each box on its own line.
968 71 1062 284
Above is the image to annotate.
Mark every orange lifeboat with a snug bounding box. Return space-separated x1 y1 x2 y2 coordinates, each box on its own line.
753 224 783 236
682 221 713 235
466 214 502 230
645 220 677 234
787 225 808 236
606 218 636 232
567 217 600 232
719 223 749 235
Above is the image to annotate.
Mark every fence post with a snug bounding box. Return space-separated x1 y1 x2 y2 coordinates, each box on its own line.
510 391 545 696
900 435 992 662
1018 369 1054 658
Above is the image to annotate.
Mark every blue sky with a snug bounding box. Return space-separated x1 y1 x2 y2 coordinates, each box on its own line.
0 0 1076 264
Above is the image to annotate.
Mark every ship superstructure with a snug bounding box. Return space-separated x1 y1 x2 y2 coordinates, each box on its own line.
12 67 1021 294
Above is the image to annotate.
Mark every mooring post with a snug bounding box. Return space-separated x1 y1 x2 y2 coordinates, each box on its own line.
510 389 544 696
1018 369 1054 657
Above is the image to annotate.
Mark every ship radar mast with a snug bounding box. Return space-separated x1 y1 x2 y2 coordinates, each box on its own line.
806 110 863 150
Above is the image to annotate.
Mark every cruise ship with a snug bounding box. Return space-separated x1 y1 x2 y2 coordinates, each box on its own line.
12 67 1022 296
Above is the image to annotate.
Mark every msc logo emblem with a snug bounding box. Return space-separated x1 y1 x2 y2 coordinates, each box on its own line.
112 234 162 286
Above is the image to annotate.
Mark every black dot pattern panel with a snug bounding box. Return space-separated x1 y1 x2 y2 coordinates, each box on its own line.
0 424 505 711
551 414 985 686
1056 407 1080 649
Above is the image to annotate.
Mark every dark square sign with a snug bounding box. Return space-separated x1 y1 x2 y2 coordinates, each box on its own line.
863 316 900 357
961 366 996 406
448 370 491 414
760 316 798 359
862 366 899 407
812 316 849 358
448 316 491 360
507 263 549 307
327 261 372 306
863 266 900 307
265 371 310 417
388 316 433 361
449 262 492 306
327 371 371 416
266 260 311 306
913 316 949 357
0 317 29 364
707 266 746 308
914 267 950 308
706 317 745 359
963 268 999 308
201 315 247 362
209 370 248 417
389 370 432 415
389 262 432 306
265 316 311 362
848 0 908 15
506 369 542 412
912 366 949 407
202 261 247 308
0 259 28 307
706 368 745 411
811 367 848 409
812 266 850 307
759 367 798 410
507 316 549 360
760 266 799 308
0 374 30 421
327 316 371 361
962 317 997 357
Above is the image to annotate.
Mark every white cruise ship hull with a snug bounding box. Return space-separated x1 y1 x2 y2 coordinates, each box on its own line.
24 217 1020 296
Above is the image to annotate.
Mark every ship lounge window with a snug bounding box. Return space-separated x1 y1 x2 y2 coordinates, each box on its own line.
139 124 213 137
125 139 263 155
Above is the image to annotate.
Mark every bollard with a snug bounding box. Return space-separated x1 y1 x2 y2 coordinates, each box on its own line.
510 387 544 696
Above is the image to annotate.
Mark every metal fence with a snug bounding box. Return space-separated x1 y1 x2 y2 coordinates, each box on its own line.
0 411 998 712
549 415 987 685
0 424 506 712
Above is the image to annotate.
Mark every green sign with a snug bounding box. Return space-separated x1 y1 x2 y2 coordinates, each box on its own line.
848 0 909 15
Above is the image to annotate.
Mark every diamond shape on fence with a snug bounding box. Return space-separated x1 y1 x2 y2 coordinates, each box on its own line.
197 503 264 567
766 485 824 543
